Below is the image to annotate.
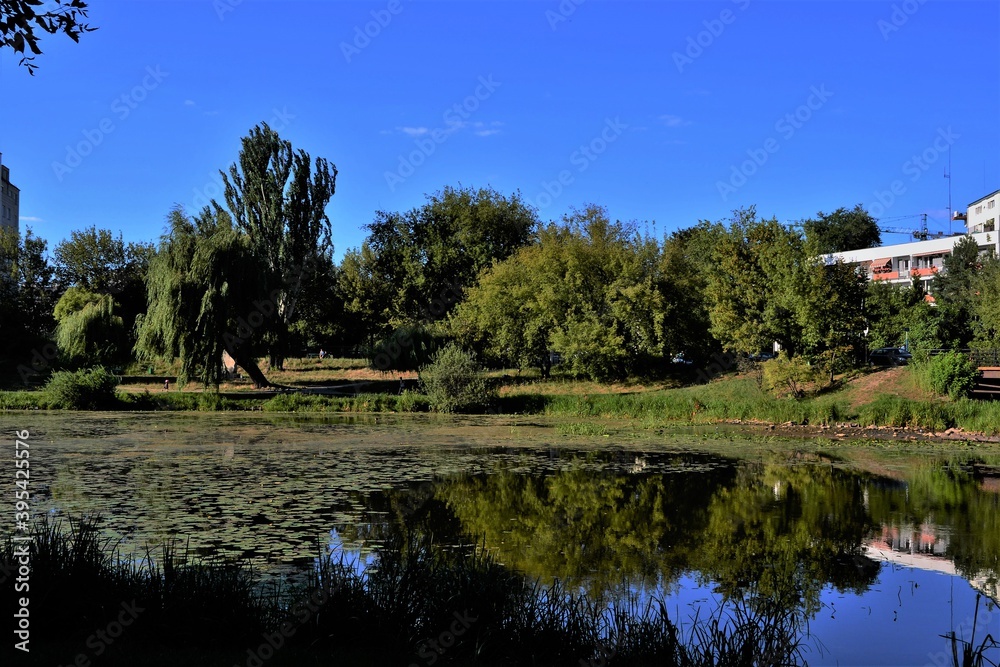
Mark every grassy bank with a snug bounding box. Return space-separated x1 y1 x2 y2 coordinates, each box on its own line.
2 517 807 667
6 364 1000 435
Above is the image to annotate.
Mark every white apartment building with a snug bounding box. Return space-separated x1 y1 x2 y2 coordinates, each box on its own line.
827 188 1000 289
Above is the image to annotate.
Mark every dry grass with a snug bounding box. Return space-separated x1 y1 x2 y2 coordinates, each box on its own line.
838 367 936 408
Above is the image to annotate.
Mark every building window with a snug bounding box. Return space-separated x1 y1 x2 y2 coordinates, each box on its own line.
977 205 984 214
989 200 996 210
987 218 996 232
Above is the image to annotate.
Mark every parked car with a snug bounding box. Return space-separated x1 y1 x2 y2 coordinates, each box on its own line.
869 347 912 367
671 353 694 366
748 352 776 362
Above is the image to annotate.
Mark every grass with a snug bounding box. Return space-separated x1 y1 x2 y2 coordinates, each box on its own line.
2 516 811 667
10 357 1000 437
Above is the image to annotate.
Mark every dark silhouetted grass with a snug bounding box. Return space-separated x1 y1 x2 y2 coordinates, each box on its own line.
2 517 811 666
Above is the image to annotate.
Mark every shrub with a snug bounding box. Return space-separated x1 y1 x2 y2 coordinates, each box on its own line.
43 366 120 409
762 355 817 399
419 343 493 413
923 351 979 400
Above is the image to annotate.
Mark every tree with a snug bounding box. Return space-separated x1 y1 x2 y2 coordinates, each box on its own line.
53 287 129 368
658 224 722 363
452 205 668 381
705 208 806 357
137 124 337 387
802 205 881 254
219 122 338 370
53 226 153 341
796 260 868 379
135 206 270 387
0 226 57 359
864 279 940 352
933 235 992 347
345 186 538 334
1 0 96 75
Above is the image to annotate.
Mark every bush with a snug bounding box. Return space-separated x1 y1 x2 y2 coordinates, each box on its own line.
923 351 979 400
762 355 817 399
42 366 120 409
419 343 493 413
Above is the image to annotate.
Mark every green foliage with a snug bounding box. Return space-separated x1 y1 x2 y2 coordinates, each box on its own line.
53 287 129 368
135 206 268 387
260 391 430 413
53 226 153 348
1 0 96 75
855 395 951 430
705 208 805 357
452 205 671 380
802 204 881 254
762 355 817 398
343 186 537 339
0 390 44 409
921 351 979 400
368 323 443 372
0 226 57 359
418 343 493 413
42 366 119 409
933 235 994 348
221 122 337 369
865 279 940 351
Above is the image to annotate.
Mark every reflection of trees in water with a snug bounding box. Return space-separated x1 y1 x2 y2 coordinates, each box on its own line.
697 463 880 617
429 458 883 616
865 460 1000 595
338 453 1000 619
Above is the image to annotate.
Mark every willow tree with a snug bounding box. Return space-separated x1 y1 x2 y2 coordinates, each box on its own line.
221 122 337 370
135 124 336 387
136 206 270 387
53 286 129 368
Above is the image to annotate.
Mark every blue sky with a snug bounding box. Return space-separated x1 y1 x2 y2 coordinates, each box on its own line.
1 0 998 258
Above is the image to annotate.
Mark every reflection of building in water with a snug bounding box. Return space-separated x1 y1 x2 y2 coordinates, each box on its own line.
864 523 998 604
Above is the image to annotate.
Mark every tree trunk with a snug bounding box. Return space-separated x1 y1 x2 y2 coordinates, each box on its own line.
225 342 271 388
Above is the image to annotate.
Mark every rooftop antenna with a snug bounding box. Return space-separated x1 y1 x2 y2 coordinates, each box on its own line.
944 151 952 235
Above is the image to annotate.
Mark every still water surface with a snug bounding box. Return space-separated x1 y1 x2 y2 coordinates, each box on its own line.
4 412 999 666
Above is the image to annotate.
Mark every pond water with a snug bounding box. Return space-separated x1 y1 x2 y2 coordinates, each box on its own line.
3 412 999 666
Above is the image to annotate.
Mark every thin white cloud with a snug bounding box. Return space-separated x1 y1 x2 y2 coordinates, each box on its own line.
659 114 691 128
398 126 430 137
184 99 196 106
19 216 43 223
472 121 503 137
